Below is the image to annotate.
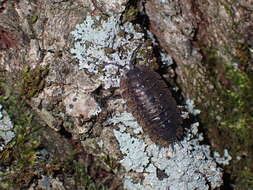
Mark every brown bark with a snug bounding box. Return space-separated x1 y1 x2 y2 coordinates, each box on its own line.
145 0 253 189
1 0 252 189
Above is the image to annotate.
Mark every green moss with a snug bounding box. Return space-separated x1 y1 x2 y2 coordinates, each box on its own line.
28 15 39 24
0 88 42 189
237 168 253 189
0 93 110 189
132 41 158 70
99 153 121 171
19 65 49 99
71 160 108 190
187 1 252 188
221 65 253 134
219 1 234 18
197 49 253 189
0 69 112 190
122 5 139 23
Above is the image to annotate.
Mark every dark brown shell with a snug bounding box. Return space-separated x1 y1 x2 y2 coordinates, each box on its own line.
120 65 183 147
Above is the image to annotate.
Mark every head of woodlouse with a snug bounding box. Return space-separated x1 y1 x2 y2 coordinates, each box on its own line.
124 65 144 78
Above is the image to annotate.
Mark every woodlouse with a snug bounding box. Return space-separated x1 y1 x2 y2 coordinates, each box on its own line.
120 65 183 147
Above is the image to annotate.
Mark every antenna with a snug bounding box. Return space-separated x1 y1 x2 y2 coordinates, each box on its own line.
129 43 142 69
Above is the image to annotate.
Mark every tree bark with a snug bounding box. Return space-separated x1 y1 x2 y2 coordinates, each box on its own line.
0 0 253 189
145 0 253 189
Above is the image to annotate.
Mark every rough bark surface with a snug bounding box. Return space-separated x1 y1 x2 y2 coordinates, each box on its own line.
0 0 252 189
145 0 253 189
0 0 123 189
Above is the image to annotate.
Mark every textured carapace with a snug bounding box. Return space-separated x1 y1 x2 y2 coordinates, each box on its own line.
120 65 183 147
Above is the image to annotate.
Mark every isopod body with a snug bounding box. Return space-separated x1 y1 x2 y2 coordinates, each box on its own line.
120 65 183 146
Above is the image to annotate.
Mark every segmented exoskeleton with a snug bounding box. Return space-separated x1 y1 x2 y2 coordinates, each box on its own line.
120 64 183 147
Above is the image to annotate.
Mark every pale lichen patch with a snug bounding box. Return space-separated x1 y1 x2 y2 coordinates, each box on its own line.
0 105 15 151
108 112 224 190
70 14 144 89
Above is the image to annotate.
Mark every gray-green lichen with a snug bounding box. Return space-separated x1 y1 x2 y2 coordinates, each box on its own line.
70 14 144 89
0 104 15 151
108 112 225 190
